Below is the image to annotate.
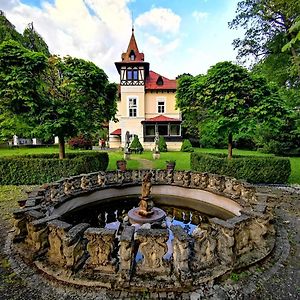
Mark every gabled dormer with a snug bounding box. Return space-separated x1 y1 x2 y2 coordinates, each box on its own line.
115 28 149 86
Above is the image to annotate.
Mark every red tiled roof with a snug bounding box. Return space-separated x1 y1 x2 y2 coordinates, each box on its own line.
145 71 177 90
110 128 121 135
121 29 144 62
142 115 181 123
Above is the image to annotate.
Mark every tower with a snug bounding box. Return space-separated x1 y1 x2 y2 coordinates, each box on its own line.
112 28 149 146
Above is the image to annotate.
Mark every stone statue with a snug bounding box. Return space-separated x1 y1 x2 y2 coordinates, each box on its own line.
141 173 152 198
138 173 154 216
125 131 130 153
153 131 159 153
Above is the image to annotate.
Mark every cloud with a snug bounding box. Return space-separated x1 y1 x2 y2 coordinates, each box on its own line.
192 10 208 23
135 7 181 34
1 0 133 81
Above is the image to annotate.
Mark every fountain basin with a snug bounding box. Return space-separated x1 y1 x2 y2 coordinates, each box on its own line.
11 169 276 292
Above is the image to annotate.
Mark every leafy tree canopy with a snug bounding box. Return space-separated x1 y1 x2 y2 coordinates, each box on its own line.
176 61 288 158
0 10 24 44
0 41 117 158
23 22 50 56
229 0 300 86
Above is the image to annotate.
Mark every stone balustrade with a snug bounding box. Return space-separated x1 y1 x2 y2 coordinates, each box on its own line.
11 169 276 290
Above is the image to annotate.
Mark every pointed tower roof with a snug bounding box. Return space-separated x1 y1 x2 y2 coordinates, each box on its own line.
121 28 144 62
115 28 149 75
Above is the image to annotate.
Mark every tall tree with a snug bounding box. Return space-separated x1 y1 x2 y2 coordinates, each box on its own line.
229 0 300 85
176 61 287 158
0 10 24 44
0 41 117 158
37 56 117 158
23 22 50 56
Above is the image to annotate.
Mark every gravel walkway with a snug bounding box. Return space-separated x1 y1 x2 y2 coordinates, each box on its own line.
0 185 299 300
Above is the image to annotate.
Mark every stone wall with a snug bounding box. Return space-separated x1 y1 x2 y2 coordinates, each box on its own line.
12 170 276 291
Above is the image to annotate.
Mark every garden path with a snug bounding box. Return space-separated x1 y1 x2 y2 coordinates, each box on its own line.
136 158 154 169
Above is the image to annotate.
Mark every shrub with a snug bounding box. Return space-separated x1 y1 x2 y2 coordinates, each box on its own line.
68 135 92 150
190 153 291 184
129 135 144 152
181 139 194 152
0 152 108 185
158 136 167 152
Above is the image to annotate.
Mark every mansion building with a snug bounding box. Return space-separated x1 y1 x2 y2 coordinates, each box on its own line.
109 29 182 150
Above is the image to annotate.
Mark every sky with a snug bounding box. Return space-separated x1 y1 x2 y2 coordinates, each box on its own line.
0 0 243 82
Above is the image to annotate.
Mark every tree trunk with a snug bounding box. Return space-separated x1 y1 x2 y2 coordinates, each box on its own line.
228 132 233 159
58 136 66 159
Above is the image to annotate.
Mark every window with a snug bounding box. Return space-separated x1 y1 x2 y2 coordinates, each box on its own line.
170 124 181 136
128 97 137 117
157 124 168 136
145 125 155 136
127 69 133 80
129 50 135 61
133 70 138 80
157 97 166 113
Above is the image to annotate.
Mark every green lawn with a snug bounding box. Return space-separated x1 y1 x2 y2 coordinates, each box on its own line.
0 146 299 184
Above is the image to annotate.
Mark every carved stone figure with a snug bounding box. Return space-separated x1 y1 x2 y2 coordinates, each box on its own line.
207 174 225 193
141 173 152 198
63 223 89 269
48 220 72 266
199 173 209 189
26 220 48 253
192 223 216 268
191 173 201 187
171 225 191 280
136 229 169 274
97 172 106 187
64 179 74 195
173 171 184 185
218 227 235 265
119 226 135 276
183 171 191 187
249 217 272 252
81 175 91 190
84 228 116 273
235 225 252 256
131 170 140 182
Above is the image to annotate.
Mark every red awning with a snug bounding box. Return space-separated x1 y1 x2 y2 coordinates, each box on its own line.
142 115 181 123
110 128 121 135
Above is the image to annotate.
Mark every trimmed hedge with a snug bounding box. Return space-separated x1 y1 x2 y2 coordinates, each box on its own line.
190 153 291 184
0 152 109 185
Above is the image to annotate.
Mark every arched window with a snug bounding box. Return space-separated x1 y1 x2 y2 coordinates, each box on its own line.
129 50 135 61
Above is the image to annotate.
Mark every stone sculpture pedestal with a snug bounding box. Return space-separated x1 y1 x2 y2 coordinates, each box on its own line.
128 206 166 224
128 196 166 224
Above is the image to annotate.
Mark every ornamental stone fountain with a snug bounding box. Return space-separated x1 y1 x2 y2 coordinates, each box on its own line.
9 169 277 292
128 172 166 224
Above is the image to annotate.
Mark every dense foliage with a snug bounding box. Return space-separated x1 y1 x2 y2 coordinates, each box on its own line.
229 0 300 83
0 152 108 185
158 136 167 152
68 135 93 150
180 139 194 152
228 1 300 156
129 135 144 152
177 62 288 158
191 153 291 184
0 13 117 158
